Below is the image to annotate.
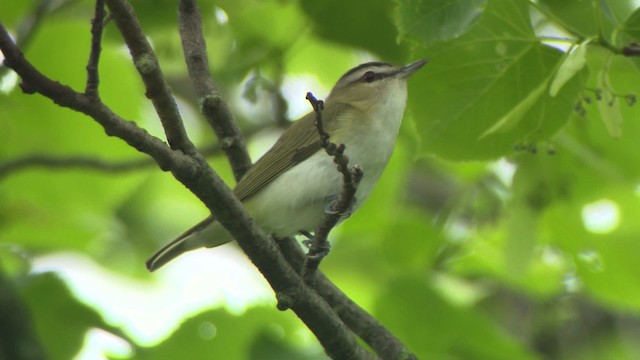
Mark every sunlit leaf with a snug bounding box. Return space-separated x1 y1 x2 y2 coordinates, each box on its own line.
394 0 487 45
141 307 310 360
549 39 591 97
596 56 623 139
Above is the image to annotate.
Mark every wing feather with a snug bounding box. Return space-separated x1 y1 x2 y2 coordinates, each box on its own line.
234 103 351 201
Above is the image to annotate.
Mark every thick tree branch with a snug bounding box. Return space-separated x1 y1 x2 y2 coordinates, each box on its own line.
303 92 363 280
277 237 417 360
0 20 375 360
104 0 196 155
178 0 251 181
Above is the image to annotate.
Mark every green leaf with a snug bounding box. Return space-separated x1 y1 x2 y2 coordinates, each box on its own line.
549 39 591 97
596 56 623 139
381 208 446 271
479 78 549 139
536 0 627 42
410 0 585 160
621 6 640 41
141 307 310 360
300 0 408 62
375 276 538 359
0 0 40 27
395 0 487 45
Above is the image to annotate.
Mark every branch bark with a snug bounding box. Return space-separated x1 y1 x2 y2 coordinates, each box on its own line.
277 237 417 360
105 0 196 154
85 0 105 98
178 0 252 181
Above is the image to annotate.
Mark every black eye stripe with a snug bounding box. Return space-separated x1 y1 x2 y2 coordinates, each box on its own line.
362 71 376 82
358 69 399 83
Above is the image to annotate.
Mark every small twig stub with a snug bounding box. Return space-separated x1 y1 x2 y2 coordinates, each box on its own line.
302 92 362 282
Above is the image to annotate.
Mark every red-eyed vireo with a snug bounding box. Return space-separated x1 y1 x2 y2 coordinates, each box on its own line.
146 59 427 271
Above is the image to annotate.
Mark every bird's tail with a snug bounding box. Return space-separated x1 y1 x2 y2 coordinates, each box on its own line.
145 216 231 272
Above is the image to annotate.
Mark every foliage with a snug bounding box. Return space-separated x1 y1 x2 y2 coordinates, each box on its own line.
2 0 640 359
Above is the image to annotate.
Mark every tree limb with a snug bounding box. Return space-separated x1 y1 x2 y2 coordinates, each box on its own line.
178 0 252 181
0 24 180 173
0 124 268 180
277 236 418 360
104 0 196 155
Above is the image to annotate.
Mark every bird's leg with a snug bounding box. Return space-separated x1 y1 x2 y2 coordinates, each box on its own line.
299 230 314 248
323 194 357 218
299 229 330 258
307 237 331 260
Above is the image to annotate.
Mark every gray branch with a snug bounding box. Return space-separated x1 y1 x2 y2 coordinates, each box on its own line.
178 0 252 180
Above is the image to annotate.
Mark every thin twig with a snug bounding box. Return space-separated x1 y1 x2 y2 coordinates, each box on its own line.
0 124 268 180
85 0 106 98
302 92 363 282
178 0 251 180
104 0 196 155
0 24 181 171
0 154 152 179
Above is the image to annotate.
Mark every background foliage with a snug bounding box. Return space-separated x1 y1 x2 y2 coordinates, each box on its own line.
2 0 640 359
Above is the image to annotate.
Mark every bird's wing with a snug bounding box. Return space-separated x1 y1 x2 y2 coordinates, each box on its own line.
234 102 351 201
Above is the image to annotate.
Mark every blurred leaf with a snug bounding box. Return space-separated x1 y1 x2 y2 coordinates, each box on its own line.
595 56 623 139
20 272 112 360
536 0 630 42
300 0 408 62
381 208 445 271
621 6 640 41
394 0 487 45
140 307 309 360
375 276 538 359
0 0 40 27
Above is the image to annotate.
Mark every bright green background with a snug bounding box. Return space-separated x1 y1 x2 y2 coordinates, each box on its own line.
2 0 640 359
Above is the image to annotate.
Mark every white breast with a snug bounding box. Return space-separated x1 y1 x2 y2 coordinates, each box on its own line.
247 82 408 236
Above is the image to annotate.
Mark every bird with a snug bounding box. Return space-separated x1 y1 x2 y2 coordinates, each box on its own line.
146 59 427 271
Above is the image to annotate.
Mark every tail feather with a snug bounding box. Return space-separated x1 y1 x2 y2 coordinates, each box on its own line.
146 216 231 271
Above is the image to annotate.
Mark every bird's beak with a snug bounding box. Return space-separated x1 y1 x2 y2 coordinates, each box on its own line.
398 59 428 78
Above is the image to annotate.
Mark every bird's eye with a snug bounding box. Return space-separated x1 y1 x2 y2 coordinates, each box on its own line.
362 71 376 83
